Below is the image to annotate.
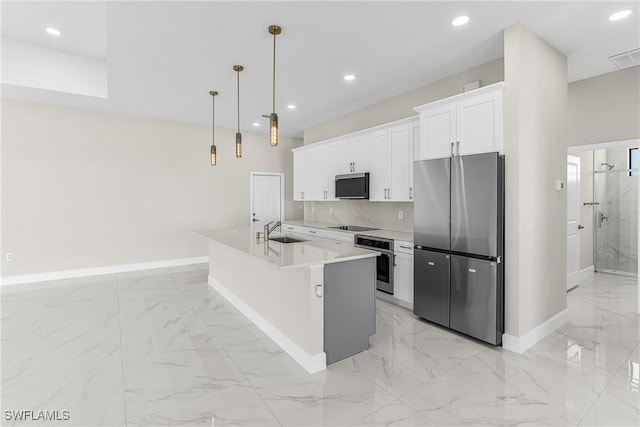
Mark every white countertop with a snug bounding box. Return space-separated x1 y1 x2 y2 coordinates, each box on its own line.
282 220 414 243
196 227 379 270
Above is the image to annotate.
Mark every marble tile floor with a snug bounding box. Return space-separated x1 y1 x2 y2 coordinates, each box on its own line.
1 266 639 426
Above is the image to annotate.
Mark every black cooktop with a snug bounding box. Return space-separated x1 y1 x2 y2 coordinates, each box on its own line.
328 225 380 232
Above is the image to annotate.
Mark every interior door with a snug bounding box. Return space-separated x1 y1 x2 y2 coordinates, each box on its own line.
567 155 581 290
252 174 282 228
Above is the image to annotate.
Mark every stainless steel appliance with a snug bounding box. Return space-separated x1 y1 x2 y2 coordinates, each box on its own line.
413 152 504 345
354 235 394 294
328 225 379 232
335 173 369 199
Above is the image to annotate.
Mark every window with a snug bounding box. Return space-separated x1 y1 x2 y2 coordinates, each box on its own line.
629 147 638 177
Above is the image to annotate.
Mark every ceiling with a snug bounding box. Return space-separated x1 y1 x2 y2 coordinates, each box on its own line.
1 1 639 138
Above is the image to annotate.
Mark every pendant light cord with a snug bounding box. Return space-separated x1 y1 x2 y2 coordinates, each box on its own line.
272 32 276 113
212 95 215 143
237 70 240 132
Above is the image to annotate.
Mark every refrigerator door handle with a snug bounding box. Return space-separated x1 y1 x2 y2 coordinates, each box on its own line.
450 142 454 157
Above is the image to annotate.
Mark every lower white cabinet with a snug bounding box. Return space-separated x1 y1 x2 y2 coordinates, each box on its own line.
393 240 414 307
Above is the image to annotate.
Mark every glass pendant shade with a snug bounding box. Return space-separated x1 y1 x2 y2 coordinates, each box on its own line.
270 113 278 147
210 144 217 165
235 132 242 158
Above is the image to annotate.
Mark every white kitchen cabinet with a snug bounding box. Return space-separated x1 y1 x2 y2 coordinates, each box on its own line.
293 145 339 201
410 120 420 200
369 121 416 202
393 240 414 307
293 149 311 201
369 129 390 201
338 134 370 174
414 82 504 160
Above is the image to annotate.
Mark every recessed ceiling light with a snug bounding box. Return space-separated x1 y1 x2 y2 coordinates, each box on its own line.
252 122 260 127
46 27 61 36
344 74 356 81
451 16 470 26
609 10 632 21
287 104 296 109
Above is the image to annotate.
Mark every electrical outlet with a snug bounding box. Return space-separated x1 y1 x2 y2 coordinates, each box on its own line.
398 210 404 219
6 252 13 262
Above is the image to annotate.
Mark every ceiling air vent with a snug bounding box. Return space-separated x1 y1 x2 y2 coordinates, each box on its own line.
609 48 640 70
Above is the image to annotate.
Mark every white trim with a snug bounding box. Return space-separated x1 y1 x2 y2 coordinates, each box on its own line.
568 138 639 152
0 256 208 286
208 275 326 373
249 171 285 227
578 265 595 284
502 309 568 354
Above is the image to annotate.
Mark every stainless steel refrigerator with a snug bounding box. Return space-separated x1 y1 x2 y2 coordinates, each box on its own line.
413 152 504 345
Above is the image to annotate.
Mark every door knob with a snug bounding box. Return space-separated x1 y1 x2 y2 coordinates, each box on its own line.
252 218 259 222
578 225 584 230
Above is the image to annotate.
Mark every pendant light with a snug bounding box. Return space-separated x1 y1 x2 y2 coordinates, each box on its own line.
233 65 244 158
209 90 218 166
268 25 281 147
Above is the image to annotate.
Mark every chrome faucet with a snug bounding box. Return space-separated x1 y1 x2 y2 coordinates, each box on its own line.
264 221 281 240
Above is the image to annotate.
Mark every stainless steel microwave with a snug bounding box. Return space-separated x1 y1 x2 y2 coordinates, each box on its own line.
335 173 369 199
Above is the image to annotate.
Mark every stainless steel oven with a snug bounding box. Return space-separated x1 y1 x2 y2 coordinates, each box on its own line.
354 235 394 294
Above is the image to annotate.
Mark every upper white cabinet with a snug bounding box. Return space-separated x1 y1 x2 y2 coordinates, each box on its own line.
292 116 418 202
338 134 370 174
369 120 418 202
414 82 504 161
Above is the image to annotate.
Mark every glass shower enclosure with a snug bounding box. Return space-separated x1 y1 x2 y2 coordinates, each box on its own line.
593 147 638 276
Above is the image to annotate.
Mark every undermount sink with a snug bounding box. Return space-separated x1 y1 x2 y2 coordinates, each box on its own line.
269 236 307 244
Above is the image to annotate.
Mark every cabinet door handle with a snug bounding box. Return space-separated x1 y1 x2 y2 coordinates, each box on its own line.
399 245 412 250
301 191 304 200
388 188 391 199
456 141 460 156
309 230 317 234
451 142 454 157
393 254 397 267
409 187 413 199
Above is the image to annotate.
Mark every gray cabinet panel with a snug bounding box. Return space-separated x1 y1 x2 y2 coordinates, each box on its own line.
451 153 499 257
413 158 450 250
413 249 450 327
324 258 376 364
450 255 500 344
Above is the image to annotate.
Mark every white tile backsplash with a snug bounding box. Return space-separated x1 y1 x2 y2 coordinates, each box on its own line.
304 201 414 232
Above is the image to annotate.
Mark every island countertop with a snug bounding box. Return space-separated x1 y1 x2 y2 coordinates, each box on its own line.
196 226 379 270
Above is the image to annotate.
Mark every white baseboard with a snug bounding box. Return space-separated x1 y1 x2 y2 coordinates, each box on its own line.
578 265 595 283
376 290 413 311
502 309 568 354
0 256 209 286
209 275 326 374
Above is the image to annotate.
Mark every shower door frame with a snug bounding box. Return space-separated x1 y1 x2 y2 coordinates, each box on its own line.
569 138 639 315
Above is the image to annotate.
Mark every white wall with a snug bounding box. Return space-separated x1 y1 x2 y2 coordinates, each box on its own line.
1 39 108 98
503 24 568 337
304 59 504 144
568 66 640 147
0 99 303 277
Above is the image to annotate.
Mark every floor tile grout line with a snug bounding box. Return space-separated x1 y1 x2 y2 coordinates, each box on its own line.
113 273 130 427
165 267 285 426
0 280 58 378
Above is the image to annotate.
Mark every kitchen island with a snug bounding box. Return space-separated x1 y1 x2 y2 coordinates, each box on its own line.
196 227 378 373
